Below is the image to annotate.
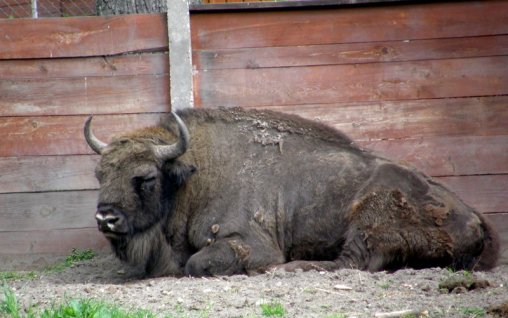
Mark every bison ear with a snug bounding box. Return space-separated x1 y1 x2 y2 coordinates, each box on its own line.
164 161 197 187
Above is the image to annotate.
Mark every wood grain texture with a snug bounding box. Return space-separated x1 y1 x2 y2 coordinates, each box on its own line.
0 74 170 117
485 213 508 265
436 175 508 214
1 135 505 194
0 53 168 79
3 1 506 59
195 35 508 70
0 13 167 59
0 114 162 156
358 135 508 177
0 190 98 231
191 1 508 50
1 0 507 267
196 56 508 107
261 96 508 141
0 185 504 257
1 173 505 229
2 97 506 156
0 155 99 193
0 227 107 255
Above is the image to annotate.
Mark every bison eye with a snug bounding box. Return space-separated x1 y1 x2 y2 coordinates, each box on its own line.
133 176 157 194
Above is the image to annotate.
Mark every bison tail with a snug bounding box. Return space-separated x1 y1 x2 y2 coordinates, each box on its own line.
475 214 501 271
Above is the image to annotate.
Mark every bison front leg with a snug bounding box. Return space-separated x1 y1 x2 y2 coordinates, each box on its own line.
184 239 251 277
274 227 371 273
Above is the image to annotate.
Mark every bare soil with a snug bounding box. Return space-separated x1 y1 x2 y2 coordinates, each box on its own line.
5 253 508 317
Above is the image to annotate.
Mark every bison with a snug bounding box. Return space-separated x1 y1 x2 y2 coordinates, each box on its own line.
84 107 499 277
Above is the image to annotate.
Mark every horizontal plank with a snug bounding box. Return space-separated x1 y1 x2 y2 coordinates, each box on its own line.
2 96 507 156
263 96 508 141
193 0 417 11
0 53 168 79
0 214 504 270
191 1 508 50
0 155 99 193
4 35 506 79
0 188 504 264
0 74 170 117
436 175 508 214
197 56 508 107
2 133 506 194
358 135 508 177
485 213 508 266
3 2 507 59
0 176 504 232
195 35 508 70
0 173 505 228
0 190 98 231
0 114 162 156
0 14 167 59
0 227 107 256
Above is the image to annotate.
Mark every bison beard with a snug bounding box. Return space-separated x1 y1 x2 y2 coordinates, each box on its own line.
84 108 500 277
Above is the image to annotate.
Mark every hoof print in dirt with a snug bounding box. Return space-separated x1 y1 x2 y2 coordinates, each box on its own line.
488 300 508 317
438 274 491 294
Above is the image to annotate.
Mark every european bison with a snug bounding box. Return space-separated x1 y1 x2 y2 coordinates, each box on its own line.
85 108 499 277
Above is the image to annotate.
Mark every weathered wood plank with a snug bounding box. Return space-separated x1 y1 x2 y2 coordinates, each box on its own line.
197 56 508 107
2 134 506 194
0 114 162 157
0 53 168 79
0 190 98 231
436 175 508 214
262 96 508 141
0 189 508 266
0 75 169 117
0 227 107 255
485 213 508 265
195 35 508 70
0 155 99 193
1 96 507 155
0 14 167 59
0 175 504 232
194 0 414 10
358 135 508 177
191 1 508 50
3 2 507 59
1 171 506 227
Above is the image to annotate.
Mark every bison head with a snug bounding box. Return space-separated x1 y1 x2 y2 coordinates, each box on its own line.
84 114 195 245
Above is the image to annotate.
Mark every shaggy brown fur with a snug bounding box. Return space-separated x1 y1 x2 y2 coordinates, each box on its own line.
86 107 499 277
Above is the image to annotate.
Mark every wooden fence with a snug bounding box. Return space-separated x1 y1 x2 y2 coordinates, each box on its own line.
1 0 507 269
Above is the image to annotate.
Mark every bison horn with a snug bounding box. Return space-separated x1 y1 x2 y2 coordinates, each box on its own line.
84 116 108 154
153 112 190 160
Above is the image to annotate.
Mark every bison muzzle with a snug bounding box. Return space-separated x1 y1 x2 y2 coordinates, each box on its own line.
85 108 499 277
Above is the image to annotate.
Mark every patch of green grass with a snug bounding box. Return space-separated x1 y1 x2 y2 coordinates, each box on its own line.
44 248 96 273
0 249 96 282
43 299 157 318
65 248 95 264
1 285 158 318
0 271 37 281
1 287 21 318
379 279 393 290
461 307 486 317
260 301 285 317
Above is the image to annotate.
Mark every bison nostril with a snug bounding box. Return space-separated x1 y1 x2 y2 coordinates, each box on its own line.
106 216 120 228
95 210 123 231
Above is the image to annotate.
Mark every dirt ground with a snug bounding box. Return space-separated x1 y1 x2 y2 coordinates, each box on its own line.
5 253 508 318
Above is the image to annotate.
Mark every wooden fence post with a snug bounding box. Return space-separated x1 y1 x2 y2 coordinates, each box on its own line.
167 0 194 111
